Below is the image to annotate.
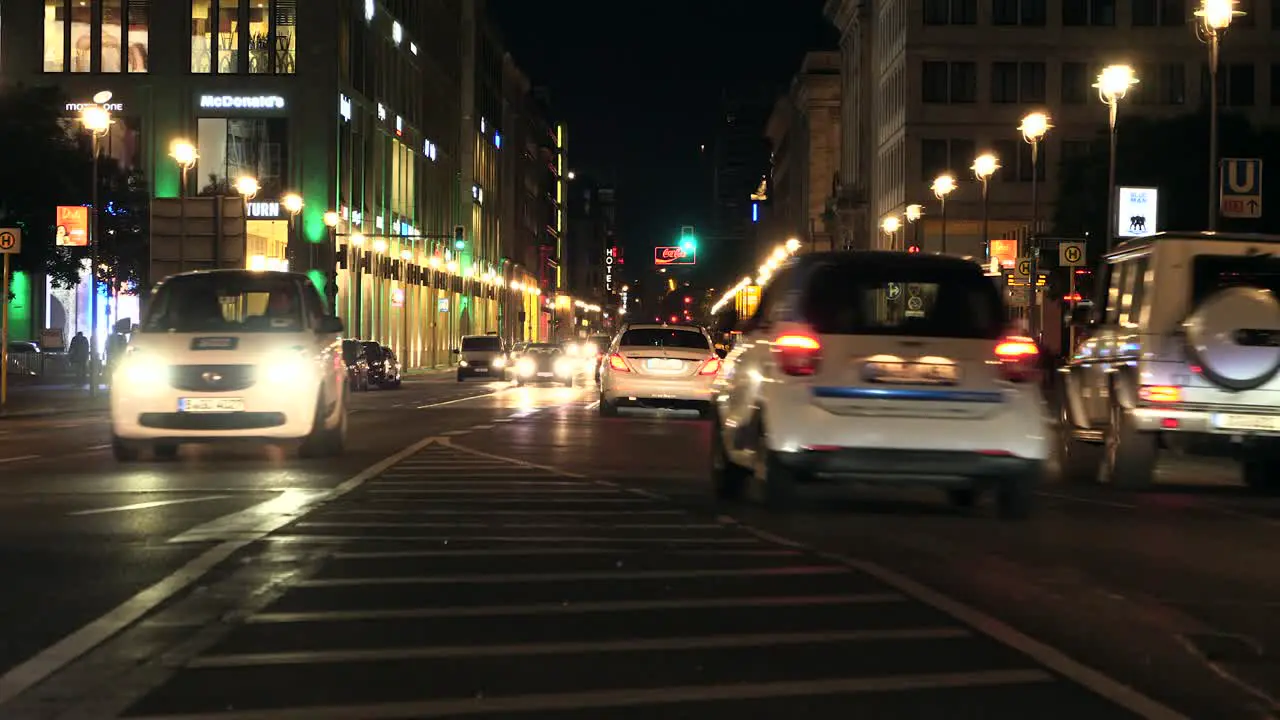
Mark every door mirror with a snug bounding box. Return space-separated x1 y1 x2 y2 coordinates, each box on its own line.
451 348 460 354
318 316 344 334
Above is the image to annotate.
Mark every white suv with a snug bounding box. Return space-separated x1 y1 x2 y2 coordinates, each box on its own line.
110 270 348 461
1059 232 1280 491
710 251 1050 519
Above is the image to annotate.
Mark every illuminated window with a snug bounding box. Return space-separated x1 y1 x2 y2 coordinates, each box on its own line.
273 0 296 74
192 0 294 75
69 0 90 72
102 0 122 72
191 0 212 73
127 0 149 72
43 0 64 72
217 0 240 73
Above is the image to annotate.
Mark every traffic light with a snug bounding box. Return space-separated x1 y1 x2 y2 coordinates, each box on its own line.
453 225 465 250
683 296 692 304
679 225 696 253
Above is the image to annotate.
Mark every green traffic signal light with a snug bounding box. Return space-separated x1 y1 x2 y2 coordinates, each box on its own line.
679 225 696 253
453 224 465 250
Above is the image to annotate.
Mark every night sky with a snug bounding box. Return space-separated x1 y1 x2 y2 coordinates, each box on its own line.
489 1 836 282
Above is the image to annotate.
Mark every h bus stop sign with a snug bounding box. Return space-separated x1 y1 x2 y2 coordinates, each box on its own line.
0 228 20 254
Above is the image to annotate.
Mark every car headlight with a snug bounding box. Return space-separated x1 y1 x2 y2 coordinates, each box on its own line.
459 360 469 367
493 356 507 368
115 350 169 387
566 343 580 356
260 349 316 387
516 357 536 376
554 358 573 376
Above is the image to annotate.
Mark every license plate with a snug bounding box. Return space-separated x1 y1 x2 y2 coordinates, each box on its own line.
645 358 683 371
1215 413 1280 432
537 372 553 377
863 361 958 385
474 367 489 373
179 397 245 413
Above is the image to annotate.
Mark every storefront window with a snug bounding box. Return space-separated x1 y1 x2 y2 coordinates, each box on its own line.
196 117 289 198
191 0 212 73
274 0 296 74
102 0 122 73
127 0 149 72
43 0 64 72
69 0 91 72
217 0 241 73
248 0 269 73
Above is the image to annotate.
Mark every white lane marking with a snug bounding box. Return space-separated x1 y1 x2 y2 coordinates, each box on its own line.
264 534 763 545
0 455 40 465
447 439 588 478
585 400 601 410
119 671 1051 720
294 565 849 588
320 508 688 518
370 480 590 487
826 554 1189 720
415 392 501 410
362 496 654 504
296 521 723 530
189 628 969 668
69 495 232 516
625 487 670 501
441 430 471 436
331 547 797 559
86 443 112 451
168 437 450 544
248 593 906 623
366 487 617 494
472 424 495 430
493 419 513 423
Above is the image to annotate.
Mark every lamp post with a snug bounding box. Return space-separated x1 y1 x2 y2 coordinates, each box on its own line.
169 140 198 278
323 210 340 313
79 102 112 398
1094 65 1139 251
931 173 956 253
350 233 366 336
282 192 303 271
1019 112 1052 338
233 176 259 270
881 215 901 249
971 153 1000 261
905 204 924 251
1196 0 1242 231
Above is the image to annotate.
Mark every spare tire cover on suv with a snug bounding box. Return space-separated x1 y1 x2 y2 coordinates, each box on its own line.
1185 286 1280 391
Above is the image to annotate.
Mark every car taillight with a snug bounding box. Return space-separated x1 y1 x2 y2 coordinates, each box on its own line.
1139 385 1181 403
774 333 822 376
607 353 631 372
699 357 722 375
994 335 1040 382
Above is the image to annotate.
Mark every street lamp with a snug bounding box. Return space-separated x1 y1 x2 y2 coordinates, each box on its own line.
1094 65 1139 250
931 173 956 253
282 192 303 271
881 215 902 249
905 203 924 252
79 101 112 398
785 237 801 253
971 153 1000 259
323 211 340 312
169 140 198 196
1019 112 1052 338
1196 0 1242 230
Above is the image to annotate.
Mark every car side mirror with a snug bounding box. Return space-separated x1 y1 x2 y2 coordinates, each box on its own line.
318 316 344 334
451 348 460 354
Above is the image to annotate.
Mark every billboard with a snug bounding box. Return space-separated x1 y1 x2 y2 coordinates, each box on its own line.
654 246 695 265
55 206 89 247
1117 187 1159 238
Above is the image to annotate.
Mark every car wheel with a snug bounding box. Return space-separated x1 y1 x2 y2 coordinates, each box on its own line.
300 393 347 458
153 443 179 460
599 396 618 417
711 417 748 501
1058 402 1104 484
997 468 1040 520
112 436 140 462
1101 401 1157 489
760 450 798 511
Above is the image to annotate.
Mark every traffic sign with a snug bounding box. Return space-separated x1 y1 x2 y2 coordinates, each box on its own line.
1221 158 1262 219
1014 258 1031 281
1009 286 1030 306
886 283 902 300
906 296 924 311
1059 242 1085 267
0 228 20 254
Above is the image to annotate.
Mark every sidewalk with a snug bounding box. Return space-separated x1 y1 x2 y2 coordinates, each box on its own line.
0 384 108 420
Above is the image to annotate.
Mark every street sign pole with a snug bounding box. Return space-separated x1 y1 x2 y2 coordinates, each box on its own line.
1068 266 1077 356
2 253 9 410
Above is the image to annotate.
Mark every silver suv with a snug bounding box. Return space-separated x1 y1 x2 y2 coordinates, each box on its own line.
1059 232 1280 491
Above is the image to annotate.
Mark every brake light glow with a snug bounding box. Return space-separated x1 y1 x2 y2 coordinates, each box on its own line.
994 335 1039 382
774 333 822 376
607 353 631 372
699 357 722 376
1139 385 1181 403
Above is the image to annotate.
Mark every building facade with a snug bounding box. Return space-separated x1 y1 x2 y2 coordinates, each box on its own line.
765 51 843 254
4 0 553 365
707 93 772 267
826 0 1280 258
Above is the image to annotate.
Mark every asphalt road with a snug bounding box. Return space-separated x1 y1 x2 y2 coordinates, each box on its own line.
0 373 1276 718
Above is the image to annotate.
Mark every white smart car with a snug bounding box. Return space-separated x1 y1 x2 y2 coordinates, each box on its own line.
710 251 1050 518
599 324 721 417
110 270 348 461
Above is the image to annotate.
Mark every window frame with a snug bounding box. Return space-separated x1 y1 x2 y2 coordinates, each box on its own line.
43 0 150 74
190 0 296 75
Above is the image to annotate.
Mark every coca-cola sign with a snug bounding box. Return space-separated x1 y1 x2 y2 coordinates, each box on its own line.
654 246 695 265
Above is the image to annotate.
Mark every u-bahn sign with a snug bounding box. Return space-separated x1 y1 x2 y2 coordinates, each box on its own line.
654 246 696 266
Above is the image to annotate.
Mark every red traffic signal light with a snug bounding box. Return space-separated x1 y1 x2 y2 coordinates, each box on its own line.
907 245 921 254
670 315 678 323
684 296 692 303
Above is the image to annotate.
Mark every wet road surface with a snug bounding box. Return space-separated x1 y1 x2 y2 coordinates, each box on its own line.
0 375 1276 718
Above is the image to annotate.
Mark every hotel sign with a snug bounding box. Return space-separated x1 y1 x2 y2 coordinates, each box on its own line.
199 94 286 110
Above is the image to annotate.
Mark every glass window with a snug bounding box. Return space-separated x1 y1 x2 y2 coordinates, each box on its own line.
921 139 948 181
923 0 950 24
1020 62 1046 103
218 0 242 73
1063 0 1088 24
143 273 307 333
43 0 65 72
461 336 503 351
994 140 1018 183
248 0 270 73
950 62 976 103
1062 62 1088 104
1133 0 1158 25
69 0 91 72
1021 0 1047 24
197 118 289 197
922 62 949 103
192 0 212 73
801 258 1004 339
993 0 1020 24
992 62 1019 103
950 0 978 23
274 0 297 73
102 0 123 72
618 329 711 350
127 0 149 72
1160 0 1186 25
1017 141 1047 182
949 138 975 170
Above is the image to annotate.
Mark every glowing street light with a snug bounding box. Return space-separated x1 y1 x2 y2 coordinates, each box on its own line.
234 176 260 201
1196 0 1243 230
881 215 902 249
323 211 340 228
931 174 956 253
78 98 113 399
282 193 304 215
971 154 999 258
1094 65 1139 248
785 237 801 253
169 140 198 196
1020 112 1053 339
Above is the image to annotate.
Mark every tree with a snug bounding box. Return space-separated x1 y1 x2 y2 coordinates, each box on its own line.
1052 109 1280 247
0 84 147 293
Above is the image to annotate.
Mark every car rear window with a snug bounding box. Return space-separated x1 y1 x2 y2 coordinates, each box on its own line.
461 336 502 351
1191 255 1280 304
802 259 1004 339
618 329 710 349
143 273 309 333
